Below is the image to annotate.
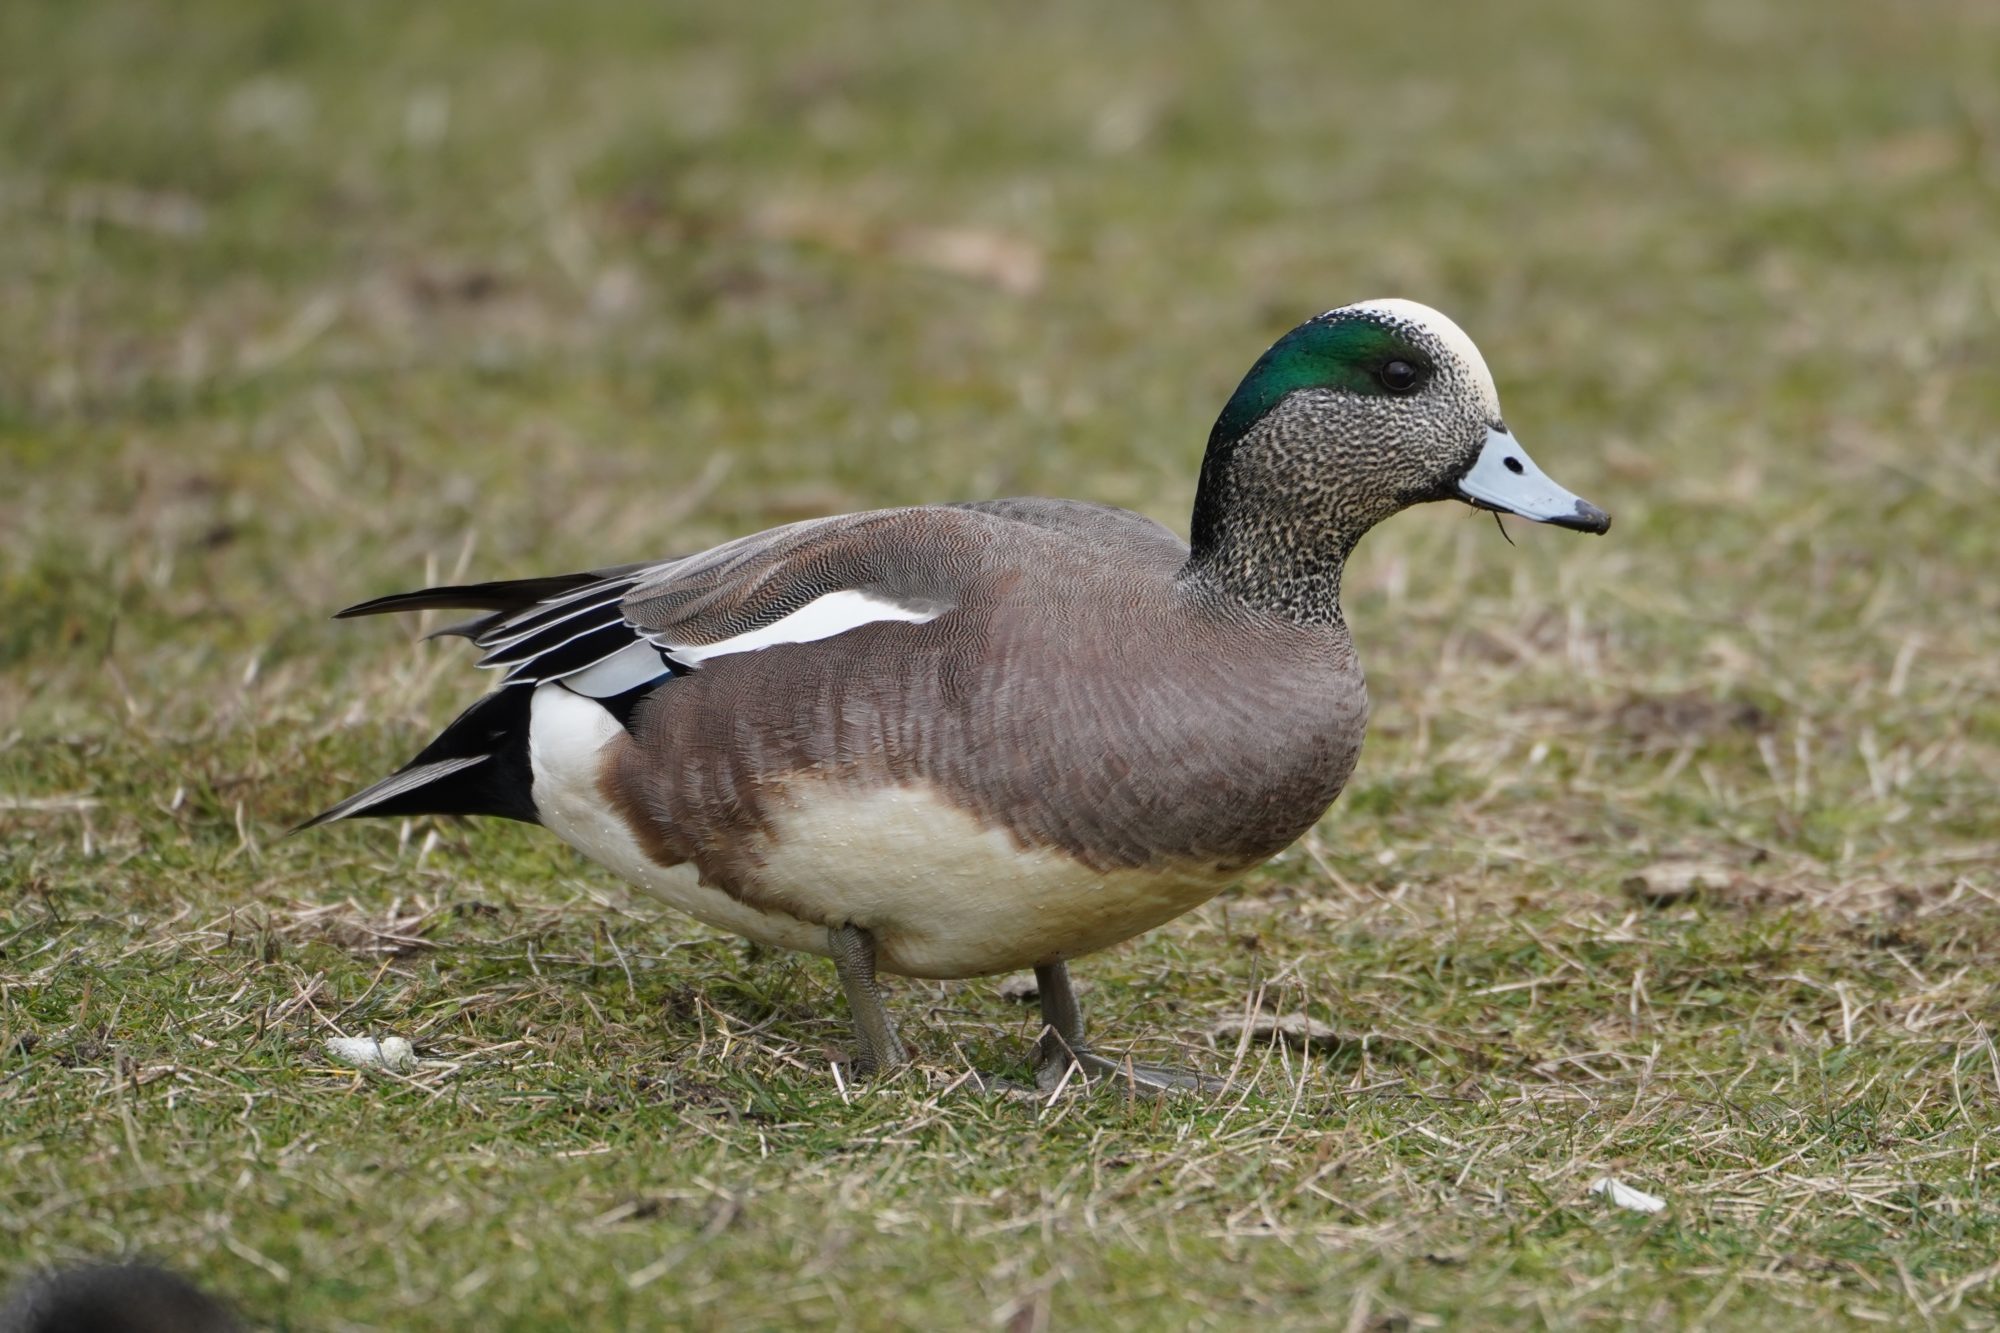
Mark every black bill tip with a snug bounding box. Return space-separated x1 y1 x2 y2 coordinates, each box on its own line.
1546 498 1612 535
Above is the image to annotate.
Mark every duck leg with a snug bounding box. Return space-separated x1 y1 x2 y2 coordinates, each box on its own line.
1033 961 1222 1096
829 924 908 1076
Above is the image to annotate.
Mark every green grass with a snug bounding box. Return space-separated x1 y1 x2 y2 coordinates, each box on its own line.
5 0 2000 1327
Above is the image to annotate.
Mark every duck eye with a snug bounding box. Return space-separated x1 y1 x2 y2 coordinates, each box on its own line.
1379 359 1422 393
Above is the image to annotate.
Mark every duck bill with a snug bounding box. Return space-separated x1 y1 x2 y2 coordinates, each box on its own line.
1456 426 1611 534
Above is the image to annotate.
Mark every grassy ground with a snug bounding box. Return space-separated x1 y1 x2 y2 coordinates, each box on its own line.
5 0 2000 1327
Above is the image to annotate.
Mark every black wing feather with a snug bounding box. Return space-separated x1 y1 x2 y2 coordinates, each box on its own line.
333 564 650 620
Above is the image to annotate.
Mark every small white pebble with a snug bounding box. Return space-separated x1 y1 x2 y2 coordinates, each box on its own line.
324 1035 416 1073
1588 1176 1666 1214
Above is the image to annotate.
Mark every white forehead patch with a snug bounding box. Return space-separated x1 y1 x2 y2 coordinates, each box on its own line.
1335 298 1500 415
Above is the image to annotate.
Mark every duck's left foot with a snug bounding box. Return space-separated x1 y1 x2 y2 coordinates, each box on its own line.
962 1070 1042 1101
1035 1043 1224 1097
1028 961 1224 1098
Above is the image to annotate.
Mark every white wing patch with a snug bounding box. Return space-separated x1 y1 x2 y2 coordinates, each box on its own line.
555 588 942 700
657 589 941 668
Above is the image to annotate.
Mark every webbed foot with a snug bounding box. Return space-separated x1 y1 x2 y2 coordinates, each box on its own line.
1029 962 1222 1097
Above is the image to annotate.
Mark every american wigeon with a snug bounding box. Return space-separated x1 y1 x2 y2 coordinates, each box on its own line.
308 299 1609 1091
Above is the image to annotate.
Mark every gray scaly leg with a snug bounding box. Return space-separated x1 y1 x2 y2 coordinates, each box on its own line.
1034 960 1089 1078
1033 961 1222 1096
829 924 908 1077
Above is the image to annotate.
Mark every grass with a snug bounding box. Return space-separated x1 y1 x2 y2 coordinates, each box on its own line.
4 0 2000 1326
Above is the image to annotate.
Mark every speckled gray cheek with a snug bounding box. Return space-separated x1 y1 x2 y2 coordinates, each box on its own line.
1178 309 1501 629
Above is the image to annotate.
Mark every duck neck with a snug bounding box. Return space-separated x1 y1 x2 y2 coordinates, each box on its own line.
1180 434 1364 628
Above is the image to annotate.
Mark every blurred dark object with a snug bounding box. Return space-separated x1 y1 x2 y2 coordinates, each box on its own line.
0 1263 242 1333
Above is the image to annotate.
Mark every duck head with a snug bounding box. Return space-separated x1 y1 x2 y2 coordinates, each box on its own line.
1186 298 1609 623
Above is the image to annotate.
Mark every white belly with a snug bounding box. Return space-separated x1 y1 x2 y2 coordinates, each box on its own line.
526 684 1235 978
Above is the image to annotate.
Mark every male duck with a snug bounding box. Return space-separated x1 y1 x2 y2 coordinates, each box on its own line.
308 299 1609 1091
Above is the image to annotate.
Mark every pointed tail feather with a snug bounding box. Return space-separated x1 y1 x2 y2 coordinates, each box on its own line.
310 562 657 830
295 755 491 830
298 685 539 830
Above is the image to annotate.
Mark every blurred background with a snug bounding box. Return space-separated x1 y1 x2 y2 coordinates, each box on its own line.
4 1 1999 1327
